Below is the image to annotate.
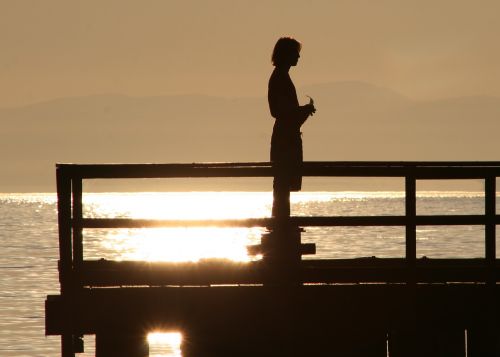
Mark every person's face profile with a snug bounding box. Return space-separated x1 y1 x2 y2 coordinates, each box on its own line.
288 50 300 67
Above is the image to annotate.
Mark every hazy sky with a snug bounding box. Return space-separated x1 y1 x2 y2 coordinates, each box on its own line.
2 0 500 107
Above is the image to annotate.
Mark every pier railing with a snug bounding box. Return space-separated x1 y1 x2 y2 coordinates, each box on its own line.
50 161 500 357
56 161 499 291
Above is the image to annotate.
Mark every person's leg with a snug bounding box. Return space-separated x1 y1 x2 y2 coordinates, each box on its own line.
272 176 290 218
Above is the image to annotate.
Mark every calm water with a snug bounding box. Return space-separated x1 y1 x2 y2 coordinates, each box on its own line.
0 191 495 356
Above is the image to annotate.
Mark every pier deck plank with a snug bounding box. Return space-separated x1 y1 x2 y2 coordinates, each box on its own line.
76 258 498 286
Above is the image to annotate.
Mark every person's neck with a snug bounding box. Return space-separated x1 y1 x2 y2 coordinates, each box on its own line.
276 65 291 73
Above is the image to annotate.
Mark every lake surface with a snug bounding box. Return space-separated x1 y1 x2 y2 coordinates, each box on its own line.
0 191 495 356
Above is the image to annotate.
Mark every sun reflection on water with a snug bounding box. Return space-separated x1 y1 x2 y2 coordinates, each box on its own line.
83 192 273 262
148 332 182 357
84 192 273 219
100 227 263 262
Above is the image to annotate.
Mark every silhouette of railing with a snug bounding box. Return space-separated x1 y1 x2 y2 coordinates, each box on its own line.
48 161 500 357
56 161 498 289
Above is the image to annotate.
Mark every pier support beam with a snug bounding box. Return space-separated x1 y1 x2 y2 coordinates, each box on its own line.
96 332 149 357
389 328 465 357
466 327 500 357
181 325 387 357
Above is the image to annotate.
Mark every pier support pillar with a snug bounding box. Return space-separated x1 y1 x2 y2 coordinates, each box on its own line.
96 332 149 357
389 328 465 357
466 327 500 357
182 326 388 357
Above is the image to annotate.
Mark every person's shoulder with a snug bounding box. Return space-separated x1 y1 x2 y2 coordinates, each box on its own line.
269 68 288 86
270 67 287 78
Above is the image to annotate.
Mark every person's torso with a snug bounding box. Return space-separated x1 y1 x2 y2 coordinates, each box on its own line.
268 68 300 126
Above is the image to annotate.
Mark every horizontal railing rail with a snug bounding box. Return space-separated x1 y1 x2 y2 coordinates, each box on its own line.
58 161 500 179
79 215 500 229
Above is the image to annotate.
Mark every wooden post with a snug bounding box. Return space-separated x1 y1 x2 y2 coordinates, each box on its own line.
405 175 417 293
389 328 465 357
484 176 496 284
468 176 497 356
484 174 496 355
467 327 500 357
405 175 417 278
96 332 149 357
56 167 75 357
394 175 418 357
56 166 73 294
72 178 83 268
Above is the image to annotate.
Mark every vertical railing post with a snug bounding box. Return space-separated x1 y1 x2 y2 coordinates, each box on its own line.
71 177 84 353
56 166 73 294
468 174 497 356
72 178 83 269
484 175 496 284
56 165 76 357
394 174 417 356
405 175 417 281
484 175 496 354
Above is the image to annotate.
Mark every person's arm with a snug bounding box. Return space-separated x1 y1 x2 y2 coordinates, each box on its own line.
296 104 316 126
269 75 315 125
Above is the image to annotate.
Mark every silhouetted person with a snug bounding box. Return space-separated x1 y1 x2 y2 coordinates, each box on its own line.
268 37 316 218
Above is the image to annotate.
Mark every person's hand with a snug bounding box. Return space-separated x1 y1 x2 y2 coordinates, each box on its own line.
306 103 316 116
306 95 316 116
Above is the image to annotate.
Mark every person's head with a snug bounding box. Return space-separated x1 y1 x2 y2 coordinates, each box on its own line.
271 37 301 67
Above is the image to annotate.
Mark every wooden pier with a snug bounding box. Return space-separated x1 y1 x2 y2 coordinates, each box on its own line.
45 162 500 356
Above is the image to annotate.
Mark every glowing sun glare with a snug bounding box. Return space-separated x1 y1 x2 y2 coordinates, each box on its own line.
83 192 271 262
147 332 182 357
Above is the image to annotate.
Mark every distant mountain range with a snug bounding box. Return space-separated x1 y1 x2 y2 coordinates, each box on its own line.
2 81 500 191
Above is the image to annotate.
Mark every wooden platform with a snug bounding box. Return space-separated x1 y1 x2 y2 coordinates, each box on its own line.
45 162 500 356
